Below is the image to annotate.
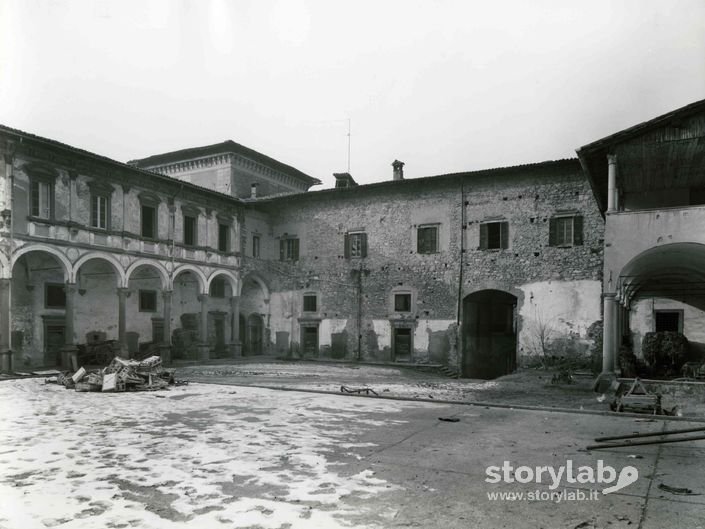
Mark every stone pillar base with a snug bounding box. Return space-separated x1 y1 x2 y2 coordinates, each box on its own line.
593 372 618 394
229 342 242 358
158 345 172 366
0 349 13 374
197 344 211 362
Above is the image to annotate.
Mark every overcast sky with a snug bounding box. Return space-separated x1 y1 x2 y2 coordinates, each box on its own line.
1 0 704 188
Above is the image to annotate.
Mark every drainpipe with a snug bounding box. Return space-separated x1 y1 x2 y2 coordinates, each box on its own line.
455 178 465 377
357 261 363 361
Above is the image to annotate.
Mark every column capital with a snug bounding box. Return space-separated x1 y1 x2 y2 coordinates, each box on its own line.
161 289 173 297
0 278 10 290
64 282 79 293
607 153 618 165
603 292 617 300
198 293 210 303
117 287 131 297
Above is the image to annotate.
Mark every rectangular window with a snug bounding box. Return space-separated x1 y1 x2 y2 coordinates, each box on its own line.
417 225 439 254
655 310 682 333
303 294 317 312
394 293 411 312
280 238 300 261
141 204 156 239
139 290 157 312
218 224 230 252
31 180 53 219
183 215 197 246
45 283 66 309
91 195 109 229
480 221 509 250
252 235 260 258
549 215 583 247
344 232 367 258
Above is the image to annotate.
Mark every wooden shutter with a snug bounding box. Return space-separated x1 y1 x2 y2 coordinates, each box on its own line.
344 233 350 258
279 239 285 261
292 238 300 260
573 216 583 246
548 218 557 247
479 223 488 250
500 222 509 249
91 195 98 227
360 233 368 257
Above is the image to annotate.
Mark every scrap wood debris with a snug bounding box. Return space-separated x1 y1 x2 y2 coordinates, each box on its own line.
658 483 700 496
340 385 379 396
46 356 186 393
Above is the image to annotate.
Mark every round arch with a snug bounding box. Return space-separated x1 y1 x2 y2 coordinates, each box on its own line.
172 264 207 294
126 259 170 290
72 252 127 286
206 270 239 295
238 272 270 301
11 244 72 281
618 242 705 305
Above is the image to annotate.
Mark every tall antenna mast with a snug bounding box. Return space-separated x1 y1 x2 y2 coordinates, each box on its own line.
347 118 351 173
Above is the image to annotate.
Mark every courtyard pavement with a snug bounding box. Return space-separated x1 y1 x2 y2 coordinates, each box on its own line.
1 375 705 529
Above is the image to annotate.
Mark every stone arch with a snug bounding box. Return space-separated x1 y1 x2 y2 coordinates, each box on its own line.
11 244 72 281
238 272 270 300
206 270 238 296
126 259 170 290
72 252 126 286
172 264 207 294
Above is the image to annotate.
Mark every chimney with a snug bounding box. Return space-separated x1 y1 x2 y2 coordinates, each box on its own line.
250 183 258 198
392 160 404 181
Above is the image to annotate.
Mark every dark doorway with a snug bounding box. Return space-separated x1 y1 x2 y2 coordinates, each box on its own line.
302 326 319 357
655 310 682 333
214 316 226 353
239 314 246 345
462 290 517 379
392 327 412 362
44 319 65 366
246 314 263 355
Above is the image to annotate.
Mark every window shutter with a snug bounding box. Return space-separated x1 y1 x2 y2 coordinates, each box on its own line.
479 223 488 250
548 218 557 247
500 222 509 249
344 233 350 259
293 238 299 260
279 239 285 261
431 227 438 252
573 216 583 246
416 229 423 253
31 182 39 217
360 233 368 257
91 196 97 227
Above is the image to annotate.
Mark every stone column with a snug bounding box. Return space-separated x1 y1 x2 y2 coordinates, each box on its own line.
117 287 130 358
197 293 210 361
160 290 173 365
61 282 79 369
607 154 618 212
602 293 618 374
229 295 242 357
0 278 12 373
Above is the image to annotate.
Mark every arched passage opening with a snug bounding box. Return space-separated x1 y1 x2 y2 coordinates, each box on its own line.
126 263 168 351
171 269 205 360
616 243 705 370
10 249 71 367
240 274 269 356
462 289 517 379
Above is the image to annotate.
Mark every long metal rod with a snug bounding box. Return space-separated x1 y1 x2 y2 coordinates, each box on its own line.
595 425 705 443
588 433 705 450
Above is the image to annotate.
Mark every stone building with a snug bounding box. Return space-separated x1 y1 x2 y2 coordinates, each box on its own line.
3 99 701 378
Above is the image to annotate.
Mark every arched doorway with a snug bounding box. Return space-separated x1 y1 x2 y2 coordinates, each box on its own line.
246 314 263 355
462 290 517 379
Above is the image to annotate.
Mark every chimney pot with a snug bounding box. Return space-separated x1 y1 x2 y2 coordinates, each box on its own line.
392 160 405 181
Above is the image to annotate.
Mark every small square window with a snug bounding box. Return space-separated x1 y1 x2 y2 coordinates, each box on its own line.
394 293 411 312
303 294 317 312
45 283 66 308
344 232 367 259
417 225 439 254
183 215 197 246
280 238 300 261
549 215 583 247
252 235 260 258
218 224 230 252
139 290 157 312
480 221 509 250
